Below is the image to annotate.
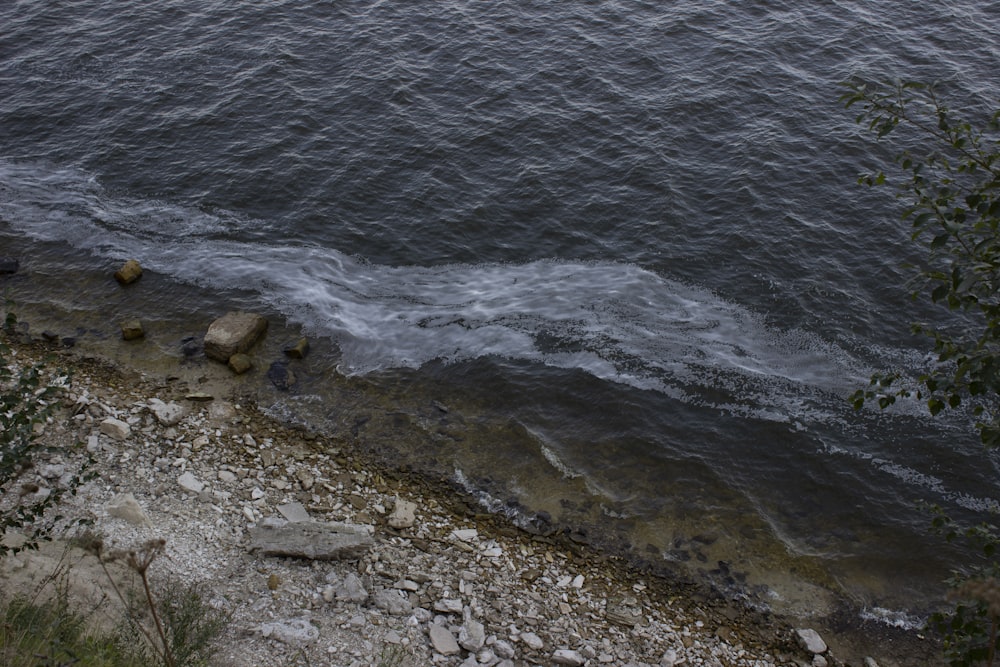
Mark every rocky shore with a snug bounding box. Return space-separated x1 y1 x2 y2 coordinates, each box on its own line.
0 298 930 666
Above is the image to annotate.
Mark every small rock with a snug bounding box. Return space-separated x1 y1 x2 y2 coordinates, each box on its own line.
388 497 417 529
259 618 318 647
106 493 151 526
863 659 879 667
38 463 65 479
814 655 830 667
100 418 131 441
521 632 544 651
120 319 144 340
605 607 643 627
661 649 681 667
177 472 205 494
374 589 413 616
148 399 186 426
452 528 478 542
186 392 214 402
277 502 311 523
283 337 310 359
192 435 210 451
336 573 369 603
217 470 237 484
434 598 464 614
459 619 486 652
113 259 142 285
429 624 461 656
494 640 515 659
795 628 828 655
553 649 585 666
296 469 314 490
228 353 252 374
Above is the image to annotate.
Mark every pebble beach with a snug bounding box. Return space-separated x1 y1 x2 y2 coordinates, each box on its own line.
0 296 934 667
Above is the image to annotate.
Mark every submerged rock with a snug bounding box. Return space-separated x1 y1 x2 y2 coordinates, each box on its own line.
0 257 19 274
120 319 144 340
267 361 296 390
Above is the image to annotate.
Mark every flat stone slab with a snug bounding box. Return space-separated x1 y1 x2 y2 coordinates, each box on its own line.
248 520 373 560
429 624 460 656
204 312 268 362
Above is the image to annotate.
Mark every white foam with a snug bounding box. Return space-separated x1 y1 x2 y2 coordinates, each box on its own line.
859 606 926 631
0 159 914 430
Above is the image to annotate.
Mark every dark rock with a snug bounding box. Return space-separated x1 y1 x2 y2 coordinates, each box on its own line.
203 312 267 362
283 337 310 359
113 259 143 285
180 336 201 357
248 520 373 560
267 361 296 390
41 331 59 343
0 257 19 274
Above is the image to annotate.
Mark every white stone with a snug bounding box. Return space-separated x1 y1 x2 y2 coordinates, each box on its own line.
795 628 828 655
217 470 237 484
259 618 318 646
277 502 311 523
100 417 131 441
494 640 515 659
521 632 544 651
458 619 486 652
429 624 460 656
571 574 585 588
177 471 205 494
38 463 66 479
661 648 681 666
106 493 151 526
388 497 417 529
148 398 186 426
452 528 478 542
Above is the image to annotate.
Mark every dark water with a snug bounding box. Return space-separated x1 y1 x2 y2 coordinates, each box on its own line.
3 0 1000 626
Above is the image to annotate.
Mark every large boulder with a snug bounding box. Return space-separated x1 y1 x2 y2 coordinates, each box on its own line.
203 312 268 362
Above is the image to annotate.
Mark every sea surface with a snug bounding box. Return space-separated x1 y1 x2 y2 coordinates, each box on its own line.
3 0 1000 627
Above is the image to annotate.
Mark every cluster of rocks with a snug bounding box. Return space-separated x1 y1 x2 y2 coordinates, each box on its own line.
0 335 888 666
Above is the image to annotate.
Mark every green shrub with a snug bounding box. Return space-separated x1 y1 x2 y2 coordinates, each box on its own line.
0 306 78 556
